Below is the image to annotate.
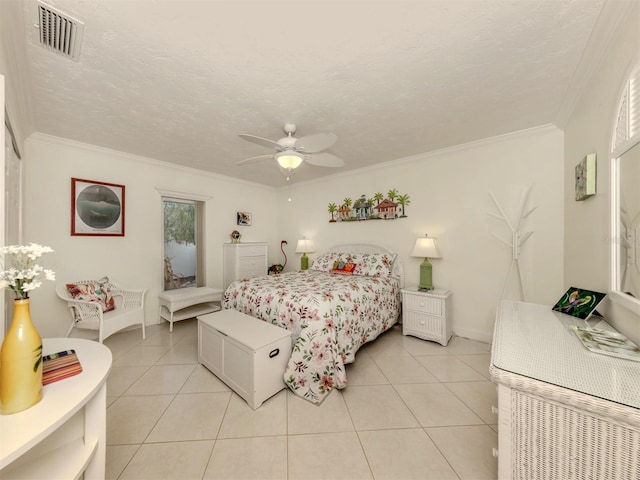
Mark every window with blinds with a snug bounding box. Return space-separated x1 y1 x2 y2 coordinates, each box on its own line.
613 65 640 151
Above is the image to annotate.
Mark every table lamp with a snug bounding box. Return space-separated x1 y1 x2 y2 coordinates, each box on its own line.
411 235 441 291
295 237 315 270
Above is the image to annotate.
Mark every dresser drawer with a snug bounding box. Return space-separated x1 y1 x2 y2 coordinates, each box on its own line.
239 256 266 270
403 310 445 341
237 245 267 257
403 293 443 315
238 268 264 280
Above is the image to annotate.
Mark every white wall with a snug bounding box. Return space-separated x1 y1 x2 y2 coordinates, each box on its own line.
22 134 279 338
277 126 565 342
563 2 640 344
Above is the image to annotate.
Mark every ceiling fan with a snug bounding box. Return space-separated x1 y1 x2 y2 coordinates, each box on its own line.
236 123 345 171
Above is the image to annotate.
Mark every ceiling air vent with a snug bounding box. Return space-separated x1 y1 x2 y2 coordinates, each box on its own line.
34 1 84 61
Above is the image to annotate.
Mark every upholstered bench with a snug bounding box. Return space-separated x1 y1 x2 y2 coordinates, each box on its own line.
158 287 223 332
197 309 292 409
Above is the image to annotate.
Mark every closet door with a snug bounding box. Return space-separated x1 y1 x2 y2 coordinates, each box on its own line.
2 79 24 340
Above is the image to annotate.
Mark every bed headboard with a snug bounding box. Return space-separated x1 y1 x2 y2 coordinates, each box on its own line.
326 243 405 288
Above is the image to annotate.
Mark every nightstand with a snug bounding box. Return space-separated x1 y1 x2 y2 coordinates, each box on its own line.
401 288 452 346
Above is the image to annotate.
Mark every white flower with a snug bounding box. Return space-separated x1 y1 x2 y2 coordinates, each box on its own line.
0 243 55 299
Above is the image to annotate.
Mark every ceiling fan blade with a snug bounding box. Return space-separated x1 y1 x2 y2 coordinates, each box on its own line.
296 132 337 153
304 152 345 168
235 154 274 166
238 134 283 150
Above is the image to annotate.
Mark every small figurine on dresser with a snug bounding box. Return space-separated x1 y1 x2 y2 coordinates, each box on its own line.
230 230 241 244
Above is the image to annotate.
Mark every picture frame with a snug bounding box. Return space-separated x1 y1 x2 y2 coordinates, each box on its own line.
237 212 252 226
552 287 606 320
575 153 596 201
71 178 125 236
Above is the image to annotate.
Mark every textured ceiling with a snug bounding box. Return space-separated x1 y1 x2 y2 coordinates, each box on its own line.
15 0 608 187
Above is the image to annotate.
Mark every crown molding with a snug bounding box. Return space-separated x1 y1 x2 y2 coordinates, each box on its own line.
280 124 561 190
27 132 276 191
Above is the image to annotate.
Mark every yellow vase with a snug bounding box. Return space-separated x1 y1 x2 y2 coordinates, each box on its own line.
0 299 43 415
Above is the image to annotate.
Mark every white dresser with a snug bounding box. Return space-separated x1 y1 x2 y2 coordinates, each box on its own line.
491 300 640 480
401 288 452 345
0 338 112 479
223 242 268 289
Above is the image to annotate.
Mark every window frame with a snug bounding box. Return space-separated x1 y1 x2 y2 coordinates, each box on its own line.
156 188 211 291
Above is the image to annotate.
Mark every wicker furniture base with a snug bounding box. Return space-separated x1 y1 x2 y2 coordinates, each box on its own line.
491 300 640 480
494 372 640 480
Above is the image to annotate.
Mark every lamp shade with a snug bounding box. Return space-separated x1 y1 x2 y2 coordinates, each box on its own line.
295 237 315 254
411 236 441 259
276 151 303 170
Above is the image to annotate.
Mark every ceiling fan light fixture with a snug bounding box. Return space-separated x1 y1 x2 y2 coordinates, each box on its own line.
276 151 303 170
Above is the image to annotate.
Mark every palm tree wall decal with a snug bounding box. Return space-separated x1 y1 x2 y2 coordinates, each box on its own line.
328 203 337 222
397 194 410 217
327 189 410 222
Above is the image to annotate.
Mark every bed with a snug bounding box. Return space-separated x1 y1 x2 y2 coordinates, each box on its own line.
222 243 403 404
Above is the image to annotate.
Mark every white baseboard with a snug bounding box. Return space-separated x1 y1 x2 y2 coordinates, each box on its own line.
452 325 493 344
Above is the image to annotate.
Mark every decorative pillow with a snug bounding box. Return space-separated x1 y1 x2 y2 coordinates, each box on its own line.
310 253 341 272
330 262 357 275
66 277 115 313
341 253 396 278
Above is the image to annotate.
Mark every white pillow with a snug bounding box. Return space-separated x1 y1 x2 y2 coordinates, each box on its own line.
338 252 396 278
310 252 341 272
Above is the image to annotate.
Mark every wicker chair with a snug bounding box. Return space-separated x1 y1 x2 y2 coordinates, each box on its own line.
56 278 147 343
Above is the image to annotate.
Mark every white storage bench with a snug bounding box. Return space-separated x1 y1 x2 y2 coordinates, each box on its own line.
198 309 292 409
159 287 223 332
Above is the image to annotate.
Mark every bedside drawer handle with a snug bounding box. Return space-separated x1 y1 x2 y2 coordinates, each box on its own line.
269 348 280 358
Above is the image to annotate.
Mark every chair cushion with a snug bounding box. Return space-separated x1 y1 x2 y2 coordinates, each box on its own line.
66 277 115 313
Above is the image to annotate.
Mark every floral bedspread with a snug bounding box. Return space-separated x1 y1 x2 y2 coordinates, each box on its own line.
222 270 400 404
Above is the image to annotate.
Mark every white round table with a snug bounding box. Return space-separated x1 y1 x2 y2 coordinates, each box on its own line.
0 338 112 479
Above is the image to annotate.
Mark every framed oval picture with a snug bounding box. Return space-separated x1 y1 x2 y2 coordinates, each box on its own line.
71 178 125 236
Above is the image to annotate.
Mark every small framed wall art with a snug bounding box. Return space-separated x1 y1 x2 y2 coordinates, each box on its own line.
71 178 125 236
237 212 252 226
575 153 596 201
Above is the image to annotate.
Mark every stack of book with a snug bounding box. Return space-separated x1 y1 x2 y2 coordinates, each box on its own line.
42 350 83 385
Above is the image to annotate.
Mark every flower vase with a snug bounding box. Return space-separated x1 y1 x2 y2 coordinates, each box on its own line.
0 299 43 415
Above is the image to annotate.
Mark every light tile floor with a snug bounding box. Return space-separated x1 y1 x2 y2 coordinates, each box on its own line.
104 319 498 480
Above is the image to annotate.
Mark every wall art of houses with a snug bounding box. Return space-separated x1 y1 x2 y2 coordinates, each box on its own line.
328 189 410 222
